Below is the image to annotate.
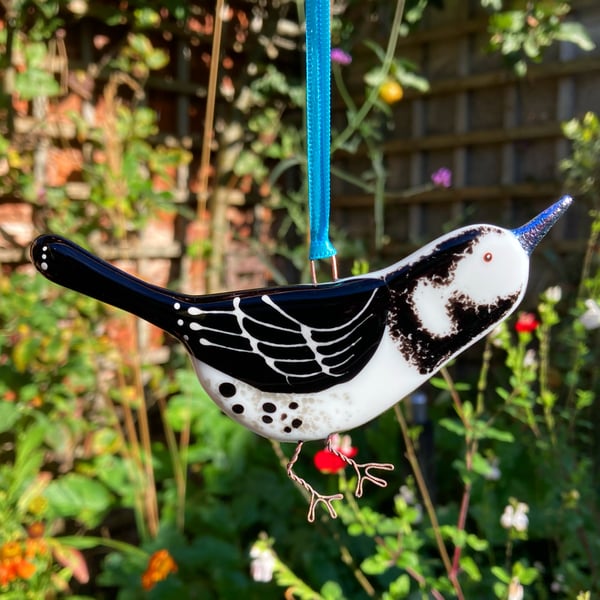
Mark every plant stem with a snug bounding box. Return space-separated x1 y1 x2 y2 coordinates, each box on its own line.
196 0 225 219
331 0 406 153
104 378 148 542
451 481 472 579
394 403 463 598
129 314 159 538
157 394 188 532
116 364 149 540
440 367 475 595
567 210 600 409
476 338 492 415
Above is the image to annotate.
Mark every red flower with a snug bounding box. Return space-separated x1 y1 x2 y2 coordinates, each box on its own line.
314 434 358 474
515 312 540 333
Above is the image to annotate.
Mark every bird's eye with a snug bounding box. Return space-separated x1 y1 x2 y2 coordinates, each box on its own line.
483 252 493 263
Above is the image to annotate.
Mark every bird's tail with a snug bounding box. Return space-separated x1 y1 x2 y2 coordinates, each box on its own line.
30 234 193 338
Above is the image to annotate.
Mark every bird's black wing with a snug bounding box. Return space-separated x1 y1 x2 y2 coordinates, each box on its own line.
177 278 390 393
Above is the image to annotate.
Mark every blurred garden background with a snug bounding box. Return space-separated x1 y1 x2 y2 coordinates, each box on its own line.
0 0 600 598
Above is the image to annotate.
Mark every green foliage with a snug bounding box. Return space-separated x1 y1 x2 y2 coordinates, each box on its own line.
561 112 600 206
0 1 597 599
487 2 595 75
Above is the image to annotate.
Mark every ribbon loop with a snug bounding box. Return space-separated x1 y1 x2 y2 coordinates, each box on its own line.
305 0 337 261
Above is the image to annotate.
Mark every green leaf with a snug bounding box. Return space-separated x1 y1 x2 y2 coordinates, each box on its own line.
481 0 503 9
460 555 482 582
439 418 466 436
395 67 430 93
466 533 489 552
555 22 596 51
146 49 170 70
44 473 113 528
320 581 345 600
491 565 511 584
15 68 61 99
361 553 389 575
576 389 594 410
0 401 19 434
25 41 49 64
481 426 514 443
385 574 411 598
134 8 161 28
128 33 153 56
513 562 539 585
363 67 387 88
495 386 510 401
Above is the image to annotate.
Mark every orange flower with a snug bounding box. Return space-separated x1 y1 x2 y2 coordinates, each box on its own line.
141 549 178 591
0 561 13 586
15 559 36 579
25 537 47 559
0 541 22 561
27 522 45 539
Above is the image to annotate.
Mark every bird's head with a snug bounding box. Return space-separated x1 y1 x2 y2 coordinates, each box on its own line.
454 195 573 306
451 226 531 306
385 196 572 350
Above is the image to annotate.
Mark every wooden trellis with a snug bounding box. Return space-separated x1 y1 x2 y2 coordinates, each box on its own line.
330 0 600 286
1 0 599 295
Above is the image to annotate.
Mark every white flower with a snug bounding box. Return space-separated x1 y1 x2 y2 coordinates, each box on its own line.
398 484 416 505
329 432 354 455
523 348 538 369
550 573 565 593
489 324 506 347
508 577 524 600
500 501 529 532
579 299 600 330
500 505 514 529
249 544 276 582
396 484 423 524
544 286 562 303
484 457 501 481
512 502 529 532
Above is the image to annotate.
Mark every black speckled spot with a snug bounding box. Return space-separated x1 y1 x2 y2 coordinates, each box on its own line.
262 415 273 424
262 402 276 413
289 402 299 410
232 404 244 414
284 426 292 433
291 418 303 429
280 413 288 421
219 382 237 398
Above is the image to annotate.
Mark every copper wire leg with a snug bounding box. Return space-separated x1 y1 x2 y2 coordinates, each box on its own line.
286 441 343 522
325 434 395 498
310 255 339 285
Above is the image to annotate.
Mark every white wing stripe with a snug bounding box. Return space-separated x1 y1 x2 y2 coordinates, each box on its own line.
185 288 379 380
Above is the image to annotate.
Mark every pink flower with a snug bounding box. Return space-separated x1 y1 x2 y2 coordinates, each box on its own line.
431 167 452 188
314 433 357 474
330 48 352 65
249 544 276 582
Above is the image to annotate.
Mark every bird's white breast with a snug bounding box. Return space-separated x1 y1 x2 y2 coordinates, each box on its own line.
190 329 427 442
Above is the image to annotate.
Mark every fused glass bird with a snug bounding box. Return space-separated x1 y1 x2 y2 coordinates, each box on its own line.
30 196 571 521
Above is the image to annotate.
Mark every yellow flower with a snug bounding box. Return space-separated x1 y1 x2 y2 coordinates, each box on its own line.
28 496 48 516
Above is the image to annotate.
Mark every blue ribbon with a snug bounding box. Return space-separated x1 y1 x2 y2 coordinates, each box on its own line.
305 0 336 261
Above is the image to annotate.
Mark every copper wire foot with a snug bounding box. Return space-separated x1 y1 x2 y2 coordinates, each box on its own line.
325 435 395 498
286 441 343 522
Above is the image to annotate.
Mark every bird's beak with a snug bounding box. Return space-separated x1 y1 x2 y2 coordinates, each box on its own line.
512 195 573 256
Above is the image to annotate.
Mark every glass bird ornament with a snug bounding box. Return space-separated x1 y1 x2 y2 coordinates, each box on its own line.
30 196 572 521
